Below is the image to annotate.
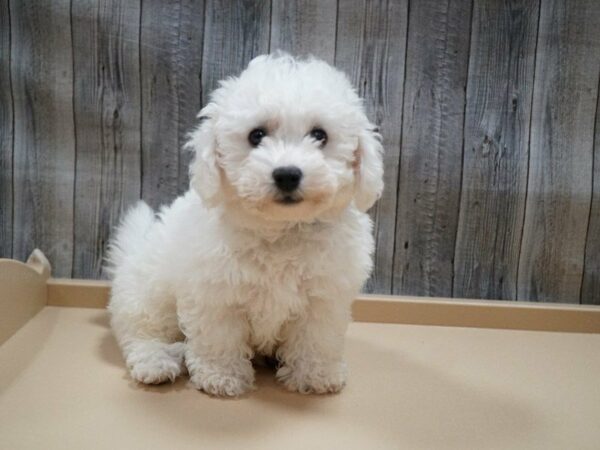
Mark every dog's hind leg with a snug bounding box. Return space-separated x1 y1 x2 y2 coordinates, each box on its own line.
106 201 185 384
109 289 186 385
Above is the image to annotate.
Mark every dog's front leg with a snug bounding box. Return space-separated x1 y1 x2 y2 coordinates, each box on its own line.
276 296 350 394
178 298 254 397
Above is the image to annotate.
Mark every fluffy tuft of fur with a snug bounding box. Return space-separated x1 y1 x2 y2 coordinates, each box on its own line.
105 201 155 276
107 53 384 396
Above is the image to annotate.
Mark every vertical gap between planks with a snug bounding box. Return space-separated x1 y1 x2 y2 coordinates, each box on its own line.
138 0 144 200
515 0 542 301
69 0 78 277
267 0 272 53
390 0 411 295
176 0 183 188
451 0 475 298
361 0 375 292
199 0 207 109
579 71 600 304
333 0 339 59
8 0 15 258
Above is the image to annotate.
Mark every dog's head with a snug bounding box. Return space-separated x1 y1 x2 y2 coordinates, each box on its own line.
187 53 383 223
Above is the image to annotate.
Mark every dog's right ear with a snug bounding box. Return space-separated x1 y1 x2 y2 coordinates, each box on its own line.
354 125 384 212
185 106 222 208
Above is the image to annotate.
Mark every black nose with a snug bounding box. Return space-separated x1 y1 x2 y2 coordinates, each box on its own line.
272 166 303 192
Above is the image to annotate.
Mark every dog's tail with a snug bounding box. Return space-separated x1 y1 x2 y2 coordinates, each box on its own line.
104 201 156 278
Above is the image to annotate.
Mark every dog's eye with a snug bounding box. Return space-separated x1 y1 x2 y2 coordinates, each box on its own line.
309 128 328 146
248 128 267 147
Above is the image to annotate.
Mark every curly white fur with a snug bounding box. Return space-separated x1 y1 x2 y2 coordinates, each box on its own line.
106 53 384 397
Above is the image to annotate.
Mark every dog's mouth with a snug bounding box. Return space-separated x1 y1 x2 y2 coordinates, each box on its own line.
275 195 303 205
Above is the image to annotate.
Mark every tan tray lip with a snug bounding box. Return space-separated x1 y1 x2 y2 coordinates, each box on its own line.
3 252 598 343
46 277 600 334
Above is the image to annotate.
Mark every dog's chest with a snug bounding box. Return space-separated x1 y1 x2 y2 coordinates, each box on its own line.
237 227 328 285
235 229 328 353
244 289 299 355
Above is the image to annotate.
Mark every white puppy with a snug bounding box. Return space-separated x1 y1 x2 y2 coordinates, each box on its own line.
107 53 384 396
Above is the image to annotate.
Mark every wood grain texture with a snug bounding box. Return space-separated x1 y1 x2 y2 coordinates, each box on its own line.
10 0 75 277
140 0 205 209
3 0 600 304
335 0 408 294
518 0 600 302
71 0 142 278
453 0 539 300
581 76 600 305
0 0 13 259
392 0 473 297
201 0 271 105
270 0 337 63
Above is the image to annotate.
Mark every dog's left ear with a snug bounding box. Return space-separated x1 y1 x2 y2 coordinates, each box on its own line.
186 106 222 208
354 126 384 212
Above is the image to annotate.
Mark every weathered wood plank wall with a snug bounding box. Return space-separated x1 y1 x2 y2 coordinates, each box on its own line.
72 0 142 278
336 0 408 294
454 0 538 301
517 0 600 302
140 0 199 209
10 0 76 276
0 0 12 261
1 0 599 304
393 0 472 297
582 82 600 304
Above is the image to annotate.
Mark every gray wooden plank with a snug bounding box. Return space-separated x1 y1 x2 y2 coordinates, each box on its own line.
201 0 271 106
0 0 13 259
518 0 600 303
392 0 473 297
10 0 75 276
270 0 337 63
140 0 205 209
453 0 539 301
71 0 142 278
176 0 205 196
335 0 408 294
581 76 600 305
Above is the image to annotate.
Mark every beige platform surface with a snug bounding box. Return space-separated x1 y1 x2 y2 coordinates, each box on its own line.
1 307 599 450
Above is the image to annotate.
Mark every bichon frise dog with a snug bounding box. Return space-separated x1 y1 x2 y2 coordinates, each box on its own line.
107 53 384 396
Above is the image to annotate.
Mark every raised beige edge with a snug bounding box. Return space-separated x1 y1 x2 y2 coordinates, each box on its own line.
47 278 600 334
353 294 600 333
47 278 110 309
0 250 50 345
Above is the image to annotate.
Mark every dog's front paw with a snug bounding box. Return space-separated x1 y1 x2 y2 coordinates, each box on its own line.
127 341 186 384
276 360 347 394
187 358 255 397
